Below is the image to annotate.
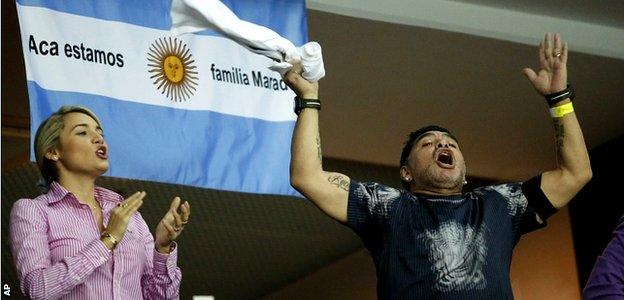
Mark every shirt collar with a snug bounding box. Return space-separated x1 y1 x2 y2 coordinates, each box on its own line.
94 186 123 204
412 192 465 201
41 181 122 205
41 181 72 204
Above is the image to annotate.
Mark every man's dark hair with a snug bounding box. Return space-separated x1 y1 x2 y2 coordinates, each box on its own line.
399 125 457 188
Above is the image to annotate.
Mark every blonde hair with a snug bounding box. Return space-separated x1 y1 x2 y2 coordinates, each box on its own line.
34 105 101 189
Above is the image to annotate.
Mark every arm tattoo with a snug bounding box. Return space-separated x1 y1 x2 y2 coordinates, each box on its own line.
316 134 322 164
554 119 565 160
327 175 349 192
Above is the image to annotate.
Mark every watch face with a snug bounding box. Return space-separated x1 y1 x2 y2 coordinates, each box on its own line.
294 97 301 114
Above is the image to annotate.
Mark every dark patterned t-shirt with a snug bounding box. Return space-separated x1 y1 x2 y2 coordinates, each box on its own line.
347 176 554 299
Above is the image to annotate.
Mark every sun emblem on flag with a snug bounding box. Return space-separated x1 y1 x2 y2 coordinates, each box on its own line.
147 37 198 102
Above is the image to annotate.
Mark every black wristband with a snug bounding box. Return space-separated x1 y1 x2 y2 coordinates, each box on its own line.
294 97 321 115
545 84 575 106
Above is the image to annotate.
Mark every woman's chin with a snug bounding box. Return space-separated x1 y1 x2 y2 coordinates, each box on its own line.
95 163 109 175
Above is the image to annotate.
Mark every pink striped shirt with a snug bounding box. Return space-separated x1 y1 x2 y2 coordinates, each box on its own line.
9 182 181 299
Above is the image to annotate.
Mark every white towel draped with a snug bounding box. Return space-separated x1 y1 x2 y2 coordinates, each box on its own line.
170 0 325 82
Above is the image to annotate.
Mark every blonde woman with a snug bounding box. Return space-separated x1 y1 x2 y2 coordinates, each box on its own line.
9 105 190 299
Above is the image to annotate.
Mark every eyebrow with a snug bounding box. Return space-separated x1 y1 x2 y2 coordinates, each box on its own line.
416 132 436 142
71 123 103 132
417 132 457 143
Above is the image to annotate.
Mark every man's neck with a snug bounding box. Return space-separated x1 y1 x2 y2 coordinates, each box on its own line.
410 186 462 196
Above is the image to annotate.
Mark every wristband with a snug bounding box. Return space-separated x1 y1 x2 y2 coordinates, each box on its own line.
294 97 321 115
550 102 574 118
100 231 118 250
545 84 575 106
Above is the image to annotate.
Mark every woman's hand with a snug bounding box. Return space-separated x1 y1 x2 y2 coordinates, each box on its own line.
154 197 190 254
103 191 146 250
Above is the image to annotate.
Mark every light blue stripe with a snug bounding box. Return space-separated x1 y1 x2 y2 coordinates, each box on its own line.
16 0 308 45
28 81 300 196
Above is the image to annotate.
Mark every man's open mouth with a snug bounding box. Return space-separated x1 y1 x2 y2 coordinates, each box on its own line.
436 150 454 168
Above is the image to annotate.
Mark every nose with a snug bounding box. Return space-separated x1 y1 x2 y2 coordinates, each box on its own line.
92 131 104 144
436 139 449 148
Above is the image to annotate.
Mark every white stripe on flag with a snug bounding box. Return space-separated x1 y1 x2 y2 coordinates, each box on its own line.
18 4 297 122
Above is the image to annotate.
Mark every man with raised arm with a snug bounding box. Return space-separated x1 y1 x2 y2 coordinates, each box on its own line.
284 33 591 299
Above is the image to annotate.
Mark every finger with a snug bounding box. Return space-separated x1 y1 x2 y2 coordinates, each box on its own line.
163 221 179 238
561 42 568 64
543 33 553 60
134 191 147 203
169 196 181 211
554 33 562 55
118 191 141 207
522 68 538 83
538 42 547 69
180 201 190 222
126 191 145 209
121 191 146 209
128 191 144 200
169 197 183 226
126 192 145 213
287 66 303 77
284 70 303 86
290 61 303 74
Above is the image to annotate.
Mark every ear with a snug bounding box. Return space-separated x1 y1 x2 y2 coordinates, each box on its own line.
45 149 60 161
400 165 412 182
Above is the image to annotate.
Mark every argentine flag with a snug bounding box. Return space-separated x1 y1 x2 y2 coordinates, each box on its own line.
16 0 308 196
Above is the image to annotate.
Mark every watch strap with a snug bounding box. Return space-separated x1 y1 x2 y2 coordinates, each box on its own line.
294 97 321 115
545 84 575 106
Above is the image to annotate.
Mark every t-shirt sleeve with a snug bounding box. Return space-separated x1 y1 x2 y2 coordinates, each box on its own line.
480 175 556 238
347 180 400 235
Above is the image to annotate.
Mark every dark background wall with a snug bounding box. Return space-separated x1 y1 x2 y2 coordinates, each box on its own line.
570 135 624 288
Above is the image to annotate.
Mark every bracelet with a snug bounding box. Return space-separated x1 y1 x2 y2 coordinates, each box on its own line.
550 102 574 118
545 84 575 106
156 242 177 254
100 231 118 250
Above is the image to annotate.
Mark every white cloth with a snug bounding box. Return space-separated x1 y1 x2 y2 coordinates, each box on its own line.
170 0 325 82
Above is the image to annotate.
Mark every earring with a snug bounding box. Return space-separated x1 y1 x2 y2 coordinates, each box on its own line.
52 156 58 161
463 179 468 185
404 177 411 182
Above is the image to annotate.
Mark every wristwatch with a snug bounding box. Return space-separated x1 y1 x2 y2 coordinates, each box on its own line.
545 84 575 107
294 96 321 115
